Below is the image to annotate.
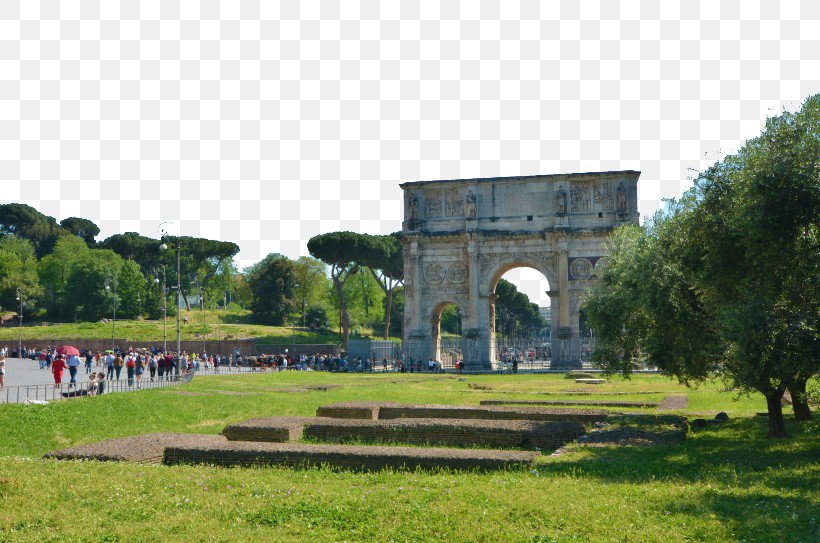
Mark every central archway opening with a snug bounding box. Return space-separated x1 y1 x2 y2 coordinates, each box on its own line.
489 266 552 371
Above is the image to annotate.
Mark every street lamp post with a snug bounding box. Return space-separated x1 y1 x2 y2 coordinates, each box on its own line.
292 283 299 354
105 279 117 350
159 236 181 359
200 286 205 356
154 265 167 353
15 289 23 358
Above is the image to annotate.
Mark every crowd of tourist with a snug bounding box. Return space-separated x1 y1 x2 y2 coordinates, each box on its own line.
2 344 237 388
0 344 457 395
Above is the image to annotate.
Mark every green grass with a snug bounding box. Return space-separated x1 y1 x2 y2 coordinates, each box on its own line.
0 373 817 543
0 309 340 343
0 308 402 343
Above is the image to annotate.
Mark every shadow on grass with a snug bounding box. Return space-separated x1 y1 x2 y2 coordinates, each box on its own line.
216 313 253 324
541 417 820 488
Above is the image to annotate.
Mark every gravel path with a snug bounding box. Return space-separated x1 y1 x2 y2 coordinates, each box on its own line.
44 433 228 463
657 394 689 410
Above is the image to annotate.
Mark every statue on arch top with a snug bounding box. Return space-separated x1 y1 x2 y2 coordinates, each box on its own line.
465 190 477 218
408 191 419 221
616 182 628 214
555 185 567 215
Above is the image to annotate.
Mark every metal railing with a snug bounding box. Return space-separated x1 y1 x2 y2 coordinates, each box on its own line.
1 371 194 404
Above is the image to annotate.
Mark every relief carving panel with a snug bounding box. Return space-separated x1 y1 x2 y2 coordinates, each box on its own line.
423 261 469 293
570 182 592 213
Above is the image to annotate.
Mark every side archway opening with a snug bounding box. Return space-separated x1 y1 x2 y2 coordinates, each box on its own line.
428 300 463 371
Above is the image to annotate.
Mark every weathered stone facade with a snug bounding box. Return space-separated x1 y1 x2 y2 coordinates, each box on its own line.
400 171 640 370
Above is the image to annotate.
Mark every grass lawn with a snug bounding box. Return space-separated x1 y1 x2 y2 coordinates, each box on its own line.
0 373 817 542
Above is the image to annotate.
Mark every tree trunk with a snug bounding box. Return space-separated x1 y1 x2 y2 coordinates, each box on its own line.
334 277 350 352
790 378 813 422
180 288 191 311
383 287 393 340
765 389 787 438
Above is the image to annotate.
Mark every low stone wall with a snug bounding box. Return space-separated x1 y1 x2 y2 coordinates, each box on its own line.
223 416 585 450
163 441 538 472
221 417 312 442
480 399 660 408
378 405 608 424
303 418 584 451
316 403 383 420
316 402 609 424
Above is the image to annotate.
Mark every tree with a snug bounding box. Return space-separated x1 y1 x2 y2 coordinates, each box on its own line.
584 215 724 382
38 235 89 318
100 233 239 311
292 256 330 326
304 305 328 329
494 279 547 338
116 260 147 318
0 203 64 257
350 266 382 322
60 217 100 247
308 232 364 350
688 94 819 429
63 249 125 322
356 233 404 339
440 304 462 335
0 235 42 314
246 254 296 325
233 273 252 309
585 95 819 437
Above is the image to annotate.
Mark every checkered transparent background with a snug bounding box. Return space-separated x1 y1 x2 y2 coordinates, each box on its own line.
1 0 818 305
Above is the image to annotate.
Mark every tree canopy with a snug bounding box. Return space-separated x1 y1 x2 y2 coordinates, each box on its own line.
584 94 819 437
308 231 363 350
60 217 100 247
0 203 65 257
246 254 296 326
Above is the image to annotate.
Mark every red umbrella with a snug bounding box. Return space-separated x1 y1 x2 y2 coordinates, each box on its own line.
56 345 80 357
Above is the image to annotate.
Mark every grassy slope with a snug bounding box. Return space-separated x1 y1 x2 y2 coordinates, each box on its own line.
0 309 390 343
0 373 817 543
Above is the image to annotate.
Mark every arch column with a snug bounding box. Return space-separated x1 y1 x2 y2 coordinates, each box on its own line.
466 239 493 371
547 289 559 362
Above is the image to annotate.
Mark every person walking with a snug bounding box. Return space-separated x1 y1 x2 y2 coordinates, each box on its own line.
104 351 115 380
113 353 124 381
148 354 157 381
52 355 67 386
84 350 94 374
0 355 5 391
67 354 81 385
134 352 144 388
125 352 136 386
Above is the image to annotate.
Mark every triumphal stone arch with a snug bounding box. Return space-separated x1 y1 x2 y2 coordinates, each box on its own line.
400 171 640 371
